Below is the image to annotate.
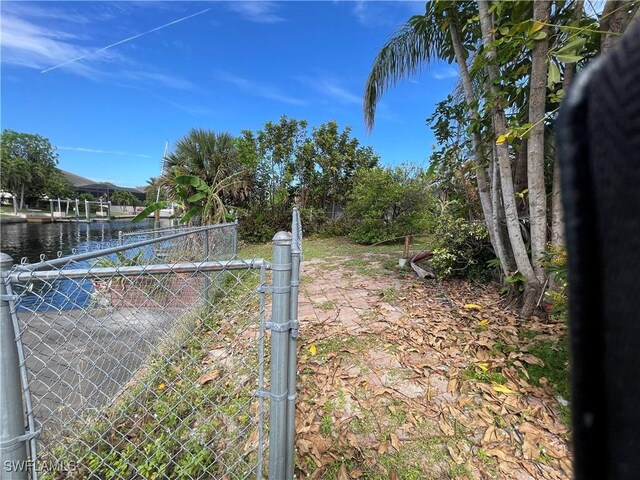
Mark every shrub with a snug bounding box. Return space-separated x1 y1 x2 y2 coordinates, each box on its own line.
541 244 568 321
344 166 432 244
429 208 494 281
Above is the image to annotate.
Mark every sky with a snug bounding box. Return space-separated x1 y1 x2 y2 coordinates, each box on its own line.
1 1 459 188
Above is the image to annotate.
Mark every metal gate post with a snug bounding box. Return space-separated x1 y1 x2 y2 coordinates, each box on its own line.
232 217 239 257
203 228 211 304
268 232 291 480
0 253 28 479
286 223 301 480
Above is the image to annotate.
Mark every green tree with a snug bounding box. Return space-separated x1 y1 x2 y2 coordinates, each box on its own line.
1 129 59 213
309 121 379 217
43 169 74 199
111 190 138 211
363 0 634 315
345 166 432 244
162 128 250 206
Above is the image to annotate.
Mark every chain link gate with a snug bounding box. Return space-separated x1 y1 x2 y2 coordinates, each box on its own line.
0 211 302 480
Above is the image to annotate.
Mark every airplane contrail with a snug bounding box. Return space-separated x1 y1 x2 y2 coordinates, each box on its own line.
41 7 212 74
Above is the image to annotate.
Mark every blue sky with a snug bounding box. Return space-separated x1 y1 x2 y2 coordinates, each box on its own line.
1 1 458 188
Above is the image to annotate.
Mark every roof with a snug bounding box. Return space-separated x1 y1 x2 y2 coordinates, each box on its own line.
61 169 145 194
61 170 96 188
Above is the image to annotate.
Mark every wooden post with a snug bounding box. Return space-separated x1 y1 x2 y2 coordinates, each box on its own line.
403 236 411 259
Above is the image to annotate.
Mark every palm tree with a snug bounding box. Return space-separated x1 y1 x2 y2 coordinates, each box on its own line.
162 129 250 204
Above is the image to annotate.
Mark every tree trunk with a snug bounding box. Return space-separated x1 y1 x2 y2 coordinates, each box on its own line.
449 19 510 277
551 160 564 246
477 0 540 316
601 0 637 53
491 143 511 276
513 140 528 218
527 0 551 280
12 194 18 215
19 184 25 211
551 1 583 247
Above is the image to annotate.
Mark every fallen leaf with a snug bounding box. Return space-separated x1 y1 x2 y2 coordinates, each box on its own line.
338 463 349 480
309 344 317 356
198 370 221 385
478 319 489 326
390 432 400 451
493 384 515 394
464 303 483 310
477 363 489 372
156 383 167 392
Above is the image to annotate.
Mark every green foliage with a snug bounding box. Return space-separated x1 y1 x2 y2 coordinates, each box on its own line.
428 202 494 281
94 250 144 268
78 193 96 202
541 245 568 321
345 166 432 245
0 129 62 210
111 190 139 208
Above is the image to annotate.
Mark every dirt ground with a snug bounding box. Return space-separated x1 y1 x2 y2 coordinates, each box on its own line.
294 252 571 479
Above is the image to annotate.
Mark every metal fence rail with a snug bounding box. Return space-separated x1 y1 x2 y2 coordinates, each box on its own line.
0 214 303 480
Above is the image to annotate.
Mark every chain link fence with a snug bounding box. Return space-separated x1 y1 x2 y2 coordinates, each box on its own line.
0 214 302 480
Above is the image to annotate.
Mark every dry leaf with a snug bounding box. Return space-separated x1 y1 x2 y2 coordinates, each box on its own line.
309 344 317 356
198 370 221 385
156 383 167 392
389 432 400 451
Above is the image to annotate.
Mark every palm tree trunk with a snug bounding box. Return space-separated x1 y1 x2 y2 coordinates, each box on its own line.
477 0 540 315
449 19 510 277
527 0 551 280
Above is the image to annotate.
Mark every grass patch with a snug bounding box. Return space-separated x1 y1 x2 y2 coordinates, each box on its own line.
461 365 506 385
42 269 265 479
379 286 400 303
524 336 570 425
239 236 433 263
317 299 336 310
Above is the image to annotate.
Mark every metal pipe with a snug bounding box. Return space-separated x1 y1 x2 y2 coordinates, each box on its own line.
203 229 211 304
119 221 236 238
268 232 291 480
0 253 28 479
285 207 302 479
10 259 268 283
256 263 267 480
233 217 239 257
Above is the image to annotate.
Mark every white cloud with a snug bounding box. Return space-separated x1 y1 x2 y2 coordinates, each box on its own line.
349 0 425 28
227 2 285 23
297 76 361 105
217 71 307 106
0 8 111 79
0 3 204 92
58 146 152 159
431 67 458 80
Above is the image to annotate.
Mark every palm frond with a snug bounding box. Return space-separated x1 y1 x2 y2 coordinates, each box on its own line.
364 7 444 131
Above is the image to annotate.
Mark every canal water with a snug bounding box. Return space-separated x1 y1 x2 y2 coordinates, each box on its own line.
0 218 175 264
1 218 176 312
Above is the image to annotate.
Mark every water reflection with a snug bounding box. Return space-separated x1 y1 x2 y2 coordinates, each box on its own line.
1 218 176 264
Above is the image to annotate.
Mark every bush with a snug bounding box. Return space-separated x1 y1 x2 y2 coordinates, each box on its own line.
429 207 494 281
344 166 432 244
541 244 568 321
